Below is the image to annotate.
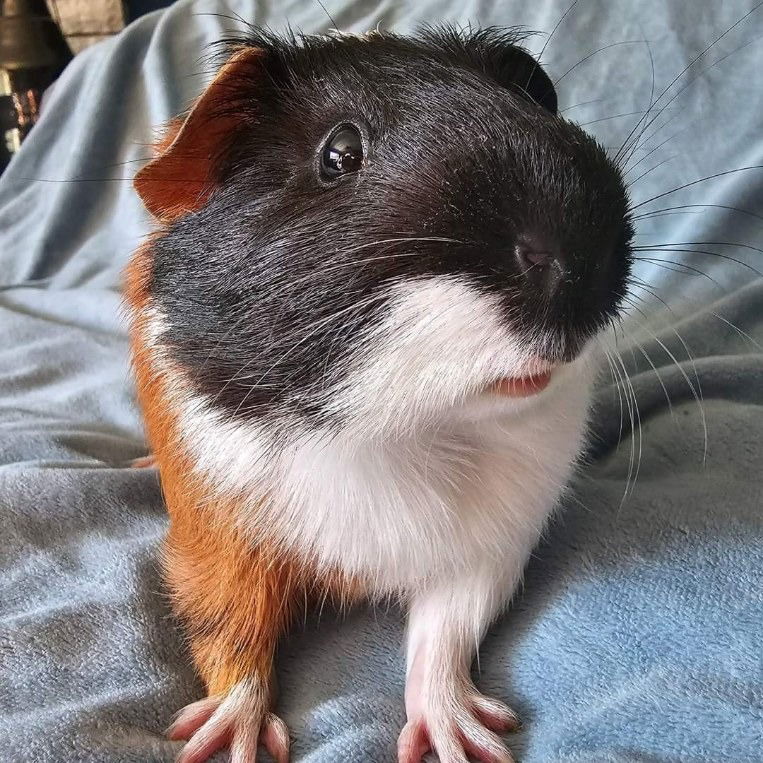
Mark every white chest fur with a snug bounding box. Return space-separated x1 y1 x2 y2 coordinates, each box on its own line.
172 363 593 597
270 376 592 595
150 276 596 597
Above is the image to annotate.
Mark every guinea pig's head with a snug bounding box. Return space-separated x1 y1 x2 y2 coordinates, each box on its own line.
136 27 633 437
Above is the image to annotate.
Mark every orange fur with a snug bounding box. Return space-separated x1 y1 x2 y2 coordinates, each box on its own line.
154 116 185 156
133 47 263 223
165 494 302 693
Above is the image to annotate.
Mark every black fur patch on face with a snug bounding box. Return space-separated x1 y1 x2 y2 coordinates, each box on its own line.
148 27 633 423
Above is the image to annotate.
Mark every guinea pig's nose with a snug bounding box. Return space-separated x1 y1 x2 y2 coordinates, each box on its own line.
514 234 564 287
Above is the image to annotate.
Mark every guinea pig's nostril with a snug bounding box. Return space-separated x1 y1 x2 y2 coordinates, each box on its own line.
516 245 551 270
514 234 565 290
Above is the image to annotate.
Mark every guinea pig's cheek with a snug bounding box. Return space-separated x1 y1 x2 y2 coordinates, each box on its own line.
324 276 532 433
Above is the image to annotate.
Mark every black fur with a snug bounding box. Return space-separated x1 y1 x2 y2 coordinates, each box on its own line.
149 27 633 422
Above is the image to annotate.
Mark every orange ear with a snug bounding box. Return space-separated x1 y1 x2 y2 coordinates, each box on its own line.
134 47 263 223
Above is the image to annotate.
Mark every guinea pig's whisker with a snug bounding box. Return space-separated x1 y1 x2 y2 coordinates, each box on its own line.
193 11 245 24
325 251 430 271
608 363 639 504
615 5 763 166
633 340 676 420
226 294 388 417
635 240 763 255
281 238 464 289
318 298 377 392
620 286 709 465
246 240 464 323
311 0 339 30
650 326 708 465
226 236 463 353
601 343 625 450
606 341 639 504
633 246 762 278
630 166 763 211
711 312 763 353
609 303 657 498
623 95 707 175
626 277 674 316
633 204 763 225
206 297 368 407
624 121 685 176
625 154 679 189
553 40 644 90
633 257 720 286
616 16 763 171
621 30 763 169
610 315 633 448
559 97 608 114
338 236 466 255
642 25 657 129
578 109 662 129
195 308 262 375
524 0 580 92
634 211 707 223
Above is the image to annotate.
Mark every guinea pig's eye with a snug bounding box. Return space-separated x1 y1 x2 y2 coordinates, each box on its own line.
320 125 364 179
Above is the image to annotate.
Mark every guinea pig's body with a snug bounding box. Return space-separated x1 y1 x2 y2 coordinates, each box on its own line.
126 27 632 763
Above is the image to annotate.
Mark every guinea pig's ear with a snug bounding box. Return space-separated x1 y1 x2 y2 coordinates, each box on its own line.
492 44 558 115
134 46 263 223
436 27 557 115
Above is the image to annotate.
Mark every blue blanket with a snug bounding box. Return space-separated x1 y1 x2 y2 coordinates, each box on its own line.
1 1 761 761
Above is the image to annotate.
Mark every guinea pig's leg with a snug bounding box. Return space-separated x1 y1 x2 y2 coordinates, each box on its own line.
398 568 521 763
163 517 298 763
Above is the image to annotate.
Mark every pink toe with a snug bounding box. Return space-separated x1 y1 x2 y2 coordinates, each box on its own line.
229 727 259 763
173 702 233 763
166 697 221 741
460 730 514 763
261 714 290 763
176 725 232 763
471 696 521 733
397 720 430 763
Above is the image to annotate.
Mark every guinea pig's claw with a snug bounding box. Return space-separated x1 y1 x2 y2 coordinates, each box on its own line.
128 454 157 469
472 693 522 733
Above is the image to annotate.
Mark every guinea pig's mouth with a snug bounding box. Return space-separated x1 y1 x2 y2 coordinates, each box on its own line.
485 360 559 398
487 371 552 398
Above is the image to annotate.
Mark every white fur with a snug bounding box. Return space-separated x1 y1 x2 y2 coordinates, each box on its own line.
143 276 594 597
325 276 562 439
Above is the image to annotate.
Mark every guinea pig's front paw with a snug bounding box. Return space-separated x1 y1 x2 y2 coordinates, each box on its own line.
167 680 289 763
397 680 519 763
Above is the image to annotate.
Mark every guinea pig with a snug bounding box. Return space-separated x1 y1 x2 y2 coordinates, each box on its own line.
125 26 633 763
